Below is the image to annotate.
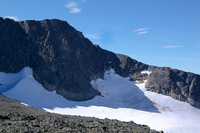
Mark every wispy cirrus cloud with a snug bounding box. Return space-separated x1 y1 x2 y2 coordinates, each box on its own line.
4 16 19 21
135 28 149 32
162 45 184 48
69 8 81 13
66 2 77 8
85 34 100 40
137 31 148 35
134 28 150 35
65 2 81 13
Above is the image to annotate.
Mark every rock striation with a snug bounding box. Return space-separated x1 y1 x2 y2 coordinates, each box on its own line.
0 17 199 108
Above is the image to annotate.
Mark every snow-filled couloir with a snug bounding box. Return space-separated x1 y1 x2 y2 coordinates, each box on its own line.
0 67 200 133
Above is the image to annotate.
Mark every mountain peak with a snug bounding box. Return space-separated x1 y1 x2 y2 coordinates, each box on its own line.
0 17 199 108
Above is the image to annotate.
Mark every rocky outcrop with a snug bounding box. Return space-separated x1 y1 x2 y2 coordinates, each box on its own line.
116 54 148 81
0 18 29 72
0 17 199 108
146 67 200 108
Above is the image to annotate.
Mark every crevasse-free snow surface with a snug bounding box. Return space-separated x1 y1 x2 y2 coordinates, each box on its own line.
1 67 200 133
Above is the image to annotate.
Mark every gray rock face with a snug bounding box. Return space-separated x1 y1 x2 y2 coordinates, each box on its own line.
0 18 29 72
0 17 199 108
146 67 200 108
116 54 148 81
19 19 103 101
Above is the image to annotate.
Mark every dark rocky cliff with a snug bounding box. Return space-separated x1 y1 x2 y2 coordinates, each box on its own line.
0 17 199 108
146 67 200 108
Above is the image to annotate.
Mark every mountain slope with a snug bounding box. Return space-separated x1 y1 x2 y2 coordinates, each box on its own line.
0 94 160 133
0 17 199 108
1 67 200 133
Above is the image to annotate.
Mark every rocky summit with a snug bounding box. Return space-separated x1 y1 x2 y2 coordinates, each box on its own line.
0 17 199 108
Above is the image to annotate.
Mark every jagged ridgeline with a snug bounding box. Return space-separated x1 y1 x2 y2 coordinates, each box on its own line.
0 17 199 108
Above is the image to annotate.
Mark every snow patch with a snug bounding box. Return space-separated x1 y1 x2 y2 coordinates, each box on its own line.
20 102 29 106
1 68 200 133
141 70 151 75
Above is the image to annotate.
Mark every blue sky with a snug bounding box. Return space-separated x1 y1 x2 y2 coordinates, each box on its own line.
1 0 200 74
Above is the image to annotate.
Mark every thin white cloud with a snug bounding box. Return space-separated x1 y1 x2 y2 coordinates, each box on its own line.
162 45 184 48
66 2 78 8
85 34 100 40
134 27 150 35
4 16 19 21
135 28 149 32
137 31 148 35
65 2 81 14
69 8 81 13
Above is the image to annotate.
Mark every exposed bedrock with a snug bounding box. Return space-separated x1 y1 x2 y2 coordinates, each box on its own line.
0 17 199 108
146 67 200 108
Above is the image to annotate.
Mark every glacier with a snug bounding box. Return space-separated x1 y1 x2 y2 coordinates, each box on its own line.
0 67 200 133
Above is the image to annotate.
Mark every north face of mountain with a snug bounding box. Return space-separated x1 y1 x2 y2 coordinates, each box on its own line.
0 17 146 101
0 17 199 108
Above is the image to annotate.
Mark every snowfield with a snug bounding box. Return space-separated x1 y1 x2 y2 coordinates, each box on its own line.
1 67 200 133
